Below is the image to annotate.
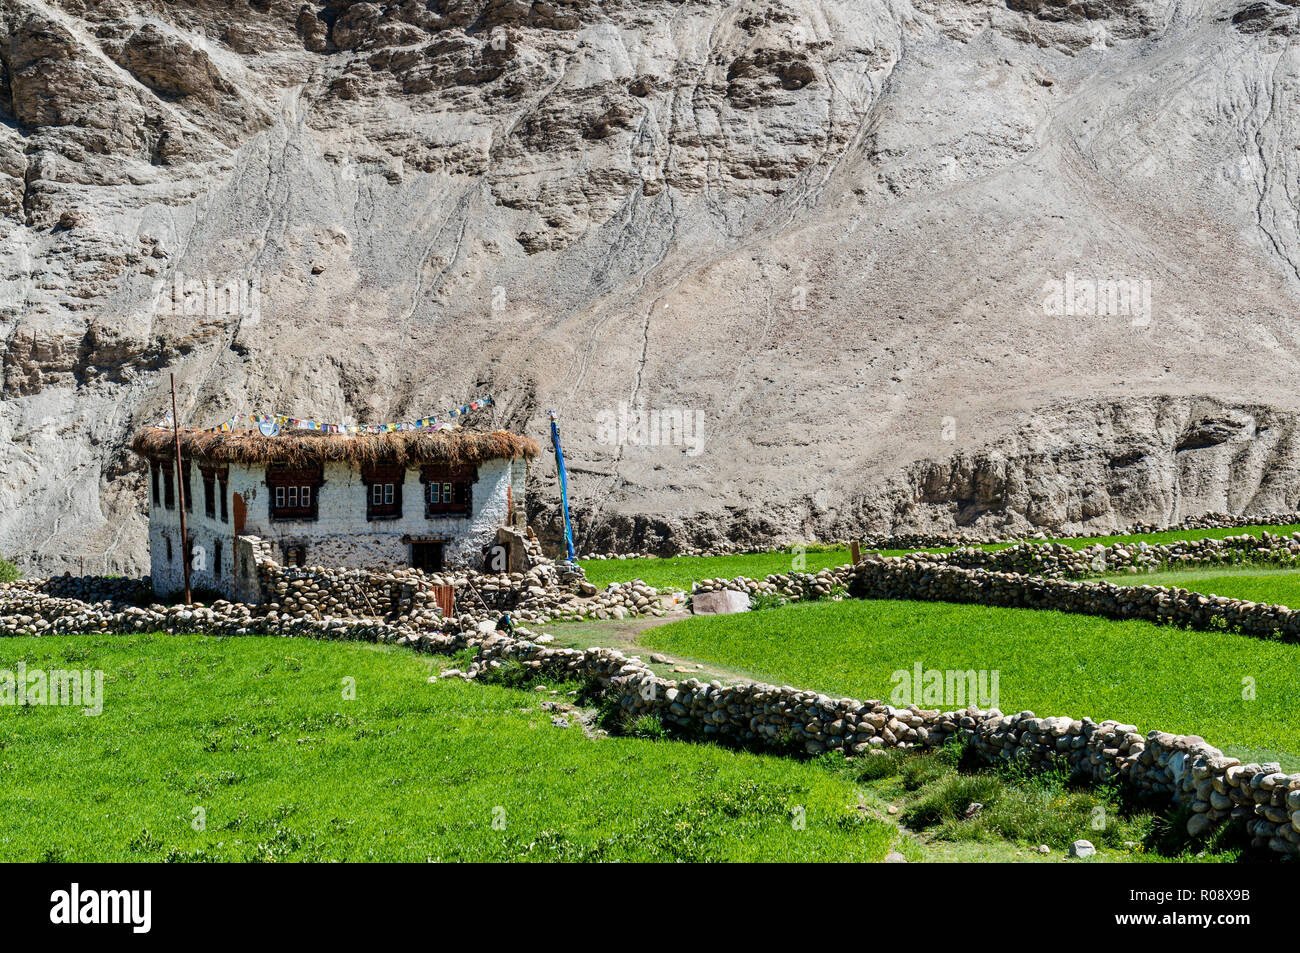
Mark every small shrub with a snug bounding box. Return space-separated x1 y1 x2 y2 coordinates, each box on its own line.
990 755 1072 793
853 749 909 781
903 772 1001 829
478 659 539 691
444 646 479 672
901 756 952 792
0 556 20 584
128 829 163 854
587 687 629 734
749 591 789 612
1143 805 1247 859
629 714 667 740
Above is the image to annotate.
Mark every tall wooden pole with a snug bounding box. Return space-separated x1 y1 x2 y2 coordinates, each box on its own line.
170 373 192 605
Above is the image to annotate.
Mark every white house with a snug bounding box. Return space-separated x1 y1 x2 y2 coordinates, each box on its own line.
131 426 538 599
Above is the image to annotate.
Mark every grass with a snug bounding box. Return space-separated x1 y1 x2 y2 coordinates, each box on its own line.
0 633 896 862
638 599 1300 769
1102 567 1300 609
827 745 1246 862
579 524 1300 591
582 547 852 591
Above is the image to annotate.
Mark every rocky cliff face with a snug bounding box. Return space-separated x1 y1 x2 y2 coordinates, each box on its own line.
4 0 1300 570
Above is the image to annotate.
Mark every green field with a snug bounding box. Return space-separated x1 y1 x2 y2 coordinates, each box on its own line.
581 547 851 590
580 524 1300 591
1103 567 1300 608
0 634 896 862
639 600 1300 769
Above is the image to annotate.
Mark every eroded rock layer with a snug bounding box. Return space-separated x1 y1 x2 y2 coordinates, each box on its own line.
4 0 1300 569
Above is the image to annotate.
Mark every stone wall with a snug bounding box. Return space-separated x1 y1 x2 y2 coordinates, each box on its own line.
0 538 667 637
685 533 1300 642
847 557 1300 641
921 532 1300 579
243 543 664 628
468 632 1300 856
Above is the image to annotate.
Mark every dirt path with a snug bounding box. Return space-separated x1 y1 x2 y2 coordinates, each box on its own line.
538 609 762 685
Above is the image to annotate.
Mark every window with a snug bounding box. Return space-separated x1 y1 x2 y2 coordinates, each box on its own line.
362 464 404 520
162 463 175 509
283 544 307 567
151 461 161 506
201 466 228 522
421 466 474 516
219 475 229 523
181 461 193 512
214 540 222 576
266 465 323 520
165 533 172 563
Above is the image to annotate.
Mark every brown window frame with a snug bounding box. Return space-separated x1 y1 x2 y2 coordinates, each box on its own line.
151 461 162 506
420 465 474 517
266 465 324 521
362 464 404 521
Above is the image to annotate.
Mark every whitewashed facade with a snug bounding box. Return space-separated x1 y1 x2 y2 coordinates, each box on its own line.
143 453 528 600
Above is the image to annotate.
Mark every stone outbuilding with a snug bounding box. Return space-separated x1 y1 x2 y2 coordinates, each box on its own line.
130 426 539 599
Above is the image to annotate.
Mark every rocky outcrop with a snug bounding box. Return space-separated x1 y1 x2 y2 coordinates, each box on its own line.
7 0 1300 570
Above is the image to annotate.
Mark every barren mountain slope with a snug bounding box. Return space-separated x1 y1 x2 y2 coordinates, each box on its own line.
3 0 1300 570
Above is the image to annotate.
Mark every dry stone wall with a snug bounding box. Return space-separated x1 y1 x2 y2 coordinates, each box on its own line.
0 537 667 638
924 532 1300 579
2 558 1297 855
848 557 1300 641
466 631 1300 857
686 533 1300 644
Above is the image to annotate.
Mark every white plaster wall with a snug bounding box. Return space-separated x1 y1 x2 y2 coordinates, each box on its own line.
147 466 237 599
232 457 515 571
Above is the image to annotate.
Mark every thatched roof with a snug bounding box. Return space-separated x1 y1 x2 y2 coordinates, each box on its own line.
131 427 541 468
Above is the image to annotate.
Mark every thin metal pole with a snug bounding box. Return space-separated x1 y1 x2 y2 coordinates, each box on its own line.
171 373 192 605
